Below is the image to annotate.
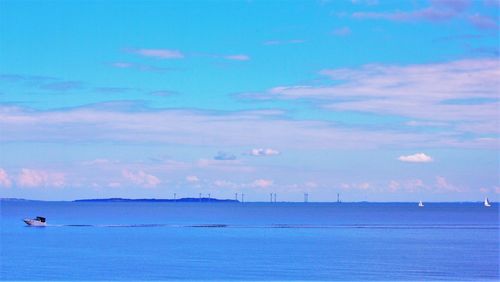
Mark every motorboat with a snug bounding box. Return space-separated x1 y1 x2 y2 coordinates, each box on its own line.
23 216 47 226
418 201 424 207
484 197 491 207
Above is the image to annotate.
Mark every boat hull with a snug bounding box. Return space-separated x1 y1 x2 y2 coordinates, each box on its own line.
23 219 47 227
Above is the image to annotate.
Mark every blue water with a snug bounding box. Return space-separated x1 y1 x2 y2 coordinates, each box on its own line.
1 201 498 281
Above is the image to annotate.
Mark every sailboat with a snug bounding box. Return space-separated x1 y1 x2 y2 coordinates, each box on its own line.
484 197 491 207
418 200 424 207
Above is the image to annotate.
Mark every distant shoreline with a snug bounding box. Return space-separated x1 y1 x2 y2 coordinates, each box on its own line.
74 197 239 203
0 197 239 203
0 197 491 204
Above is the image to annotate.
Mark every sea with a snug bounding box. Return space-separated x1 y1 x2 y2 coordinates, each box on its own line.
1 201 498 281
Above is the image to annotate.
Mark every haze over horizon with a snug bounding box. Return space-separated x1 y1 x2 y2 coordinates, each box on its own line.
0 0 499 202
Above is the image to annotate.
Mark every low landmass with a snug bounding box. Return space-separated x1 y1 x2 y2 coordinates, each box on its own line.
73 197 239 203
0 198 47 202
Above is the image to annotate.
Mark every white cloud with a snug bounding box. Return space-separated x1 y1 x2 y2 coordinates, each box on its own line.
398 153 433 163
17 168 65 188
0 102 495 150
249 148 280 156
0 168 12 188
122 169 160 188
265 59 499 136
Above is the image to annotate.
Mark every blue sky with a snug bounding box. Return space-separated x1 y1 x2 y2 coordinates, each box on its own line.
0 0 499 201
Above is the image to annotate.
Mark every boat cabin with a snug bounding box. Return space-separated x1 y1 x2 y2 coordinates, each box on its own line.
36 216 46 223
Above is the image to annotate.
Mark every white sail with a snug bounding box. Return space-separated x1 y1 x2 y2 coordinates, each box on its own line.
418 201 424 207
484 197 491 207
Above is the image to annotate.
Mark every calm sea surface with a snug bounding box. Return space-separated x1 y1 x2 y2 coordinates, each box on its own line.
1 201 498 281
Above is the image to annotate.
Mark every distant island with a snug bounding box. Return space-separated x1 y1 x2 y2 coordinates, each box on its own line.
0 198 36 202
73 197 239 203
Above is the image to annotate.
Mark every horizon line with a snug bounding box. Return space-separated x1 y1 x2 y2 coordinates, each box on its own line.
0 197 495 204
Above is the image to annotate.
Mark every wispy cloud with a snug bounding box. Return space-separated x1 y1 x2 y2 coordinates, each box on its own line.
197 159 254 173
40 81 83 92
1 73 140 94
484 0 500 7
213 179 236 188
0 103 496 149
111 62 134 68
82 158 117 166
212 178 274 189
469 46 500 57
0 168 12 188
405 120 448 127
0 74 56 84
252 179 273 188
127 48 184 59
468 14 499 30
351 0 379 5
435 176 463 192
192 52 251 62
186 175 200 183
263 59 499 136
122 169 160 188
224 54 250 61
93 87 134 93
352 0 470 22
342 176 464 194
263 39 305 45
398 153 433 163
332 27 351 36
352 0 499 31
17 168 65 188
149 90 178 97
110 62 175 72
107 182 122 188
341 182 372 191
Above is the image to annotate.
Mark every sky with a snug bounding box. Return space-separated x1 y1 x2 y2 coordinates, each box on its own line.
0 0 499 202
